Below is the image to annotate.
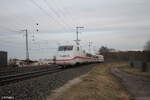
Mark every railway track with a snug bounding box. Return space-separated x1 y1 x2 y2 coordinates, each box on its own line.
0 65 56 76
0 65 63 86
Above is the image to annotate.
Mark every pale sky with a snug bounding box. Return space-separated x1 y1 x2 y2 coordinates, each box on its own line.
0 0 150 60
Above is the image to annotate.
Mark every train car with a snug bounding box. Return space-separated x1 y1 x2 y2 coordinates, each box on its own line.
55 43 104 67
55 44 84 66
96 55 104 63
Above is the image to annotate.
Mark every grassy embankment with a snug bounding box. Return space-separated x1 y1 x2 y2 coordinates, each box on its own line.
118 65 150 78
51 63 131 100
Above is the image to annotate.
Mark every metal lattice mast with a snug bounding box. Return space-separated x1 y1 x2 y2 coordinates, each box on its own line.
75 26 84 45
88 41 92 53
21 29 29 63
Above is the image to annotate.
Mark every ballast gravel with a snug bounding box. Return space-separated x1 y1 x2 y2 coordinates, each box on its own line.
0 64 100 100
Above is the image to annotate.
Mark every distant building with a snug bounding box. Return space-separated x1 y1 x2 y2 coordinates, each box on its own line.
0 51 8 67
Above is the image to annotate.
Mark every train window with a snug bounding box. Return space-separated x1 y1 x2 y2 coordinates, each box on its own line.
58 46 73 51
86 53 92 57
67 46 73 50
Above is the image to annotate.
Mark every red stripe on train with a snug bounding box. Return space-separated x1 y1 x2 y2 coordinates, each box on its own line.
56 56 99 61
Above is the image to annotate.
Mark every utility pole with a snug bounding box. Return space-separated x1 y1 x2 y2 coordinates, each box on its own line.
75 26 84 45
88 41 92 53
21 29 29 64
20 23 39 64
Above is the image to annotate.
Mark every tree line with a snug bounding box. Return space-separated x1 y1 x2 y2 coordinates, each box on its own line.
99 40 150 62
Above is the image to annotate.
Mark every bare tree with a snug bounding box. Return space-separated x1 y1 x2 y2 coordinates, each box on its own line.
144 40 150 51
99 46 116 54
99 46 109 54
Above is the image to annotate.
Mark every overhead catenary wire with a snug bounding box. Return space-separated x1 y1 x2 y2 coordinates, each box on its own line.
29 0 71 32
42 0 73 30
0 0 74 40
54 0 84 27
51 0 76 27
0 7 37 37
0 0 77 55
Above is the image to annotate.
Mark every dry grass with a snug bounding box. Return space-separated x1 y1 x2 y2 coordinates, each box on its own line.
49 62 131 100
119 65 150 78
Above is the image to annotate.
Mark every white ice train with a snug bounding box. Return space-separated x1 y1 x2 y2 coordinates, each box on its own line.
55 44 104 67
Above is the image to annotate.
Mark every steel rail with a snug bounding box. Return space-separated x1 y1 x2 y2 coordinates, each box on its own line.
0 66 63 86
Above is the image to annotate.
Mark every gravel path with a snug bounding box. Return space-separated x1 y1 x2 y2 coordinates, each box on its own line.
111 67 150 100
0 64 99 100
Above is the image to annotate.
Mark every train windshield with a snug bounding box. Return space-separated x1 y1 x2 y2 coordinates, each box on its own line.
58 46 73 51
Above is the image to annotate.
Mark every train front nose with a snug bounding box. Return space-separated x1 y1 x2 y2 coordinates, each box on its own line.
55 45 74 65
55 52 71 65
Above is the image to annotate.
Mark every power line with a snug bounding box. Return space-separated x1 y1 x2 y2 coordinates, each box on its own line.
42 0 73 29
47 0 75 27
51 0 75 27
29 0 70 32
42 0 61 18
